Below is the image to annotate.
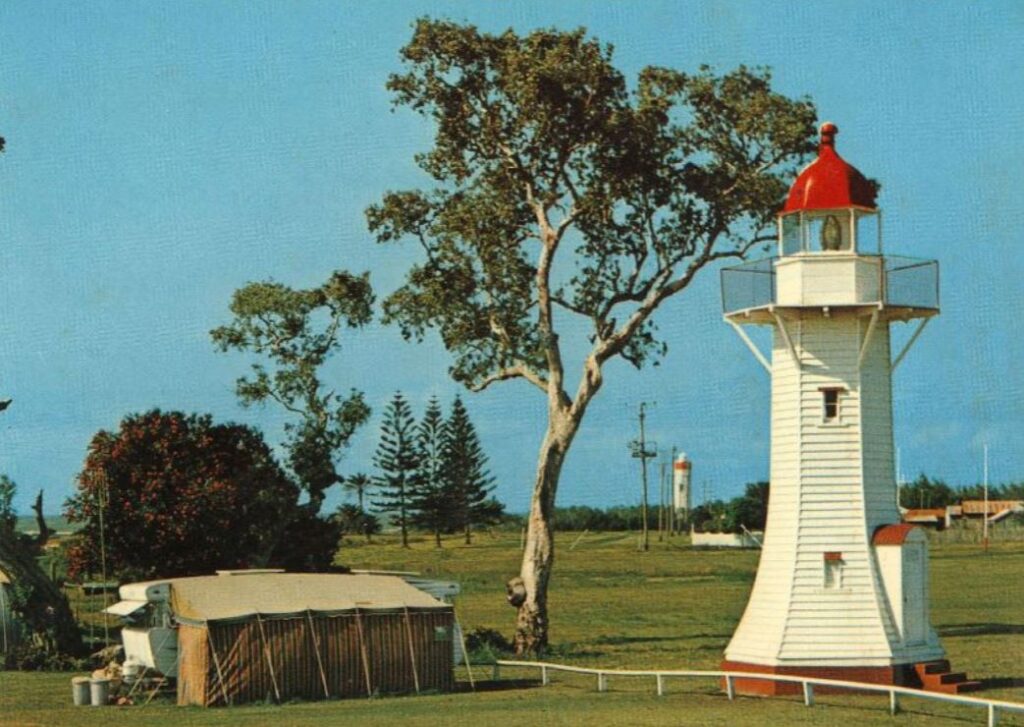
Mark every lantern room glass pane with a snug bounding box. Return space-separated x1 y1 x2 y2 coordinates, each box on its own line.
780 213 802 256
805 212 852 253
854 210 881 255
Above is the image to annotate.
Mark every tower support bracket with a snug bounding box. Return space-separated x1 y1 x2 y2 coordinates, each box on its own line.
857 307 881 371
892 317 931 372
726 319 770 373
771 310 801 370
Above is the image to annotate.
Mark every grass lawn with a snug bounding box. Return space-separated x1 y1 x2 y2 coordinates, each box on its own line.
2 531 1022 726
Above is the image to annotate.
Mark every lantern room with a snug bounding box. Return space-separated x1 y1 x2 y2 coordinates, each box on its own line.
720 123 939 321
777 122 882 257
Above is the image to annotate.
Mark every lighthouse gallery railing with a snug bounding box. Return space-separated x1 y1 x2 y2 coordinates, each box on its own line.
720 255 939 315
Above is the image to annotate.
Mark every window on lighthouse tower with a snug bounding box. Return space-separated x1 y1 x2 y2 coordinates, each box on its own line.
824 552 844 589
821 387 842 423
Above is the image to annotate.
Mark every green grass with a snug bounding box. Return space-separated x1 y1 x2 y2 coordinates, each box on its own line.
2 531 1023 726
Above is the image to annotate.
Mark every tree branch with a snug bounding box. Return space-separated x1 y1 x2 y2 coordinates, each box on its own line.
470 365 549 394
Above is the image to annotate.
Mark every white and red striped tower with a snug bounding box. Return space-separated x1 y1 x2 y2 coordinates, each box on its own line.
718 124 971 695
672 452 692 521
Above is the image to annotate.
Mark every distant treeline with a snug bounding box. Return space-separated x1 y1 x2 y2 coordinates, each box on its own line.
498 482 771 534
499 475 1024 536
899 475 1024 509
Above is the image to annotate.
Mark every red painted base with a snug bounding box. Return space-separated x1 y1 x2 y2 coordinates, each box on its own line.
720 660 917 696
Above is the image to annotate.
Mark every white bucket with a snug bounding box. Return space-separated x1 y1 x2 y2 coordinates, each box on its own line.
89 677 110 706
71 676 90 706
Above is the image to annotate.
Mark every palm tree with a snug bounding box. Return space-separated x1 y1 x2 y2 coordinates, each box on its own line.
344 472 372 513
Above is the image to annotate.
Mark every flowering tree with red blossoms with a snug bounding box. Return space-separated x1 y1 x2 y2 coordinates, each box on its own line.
65 410 305 580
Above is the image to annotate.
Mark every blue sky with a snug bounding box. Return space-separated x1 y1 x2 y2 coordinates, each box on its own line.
0 1 1022 515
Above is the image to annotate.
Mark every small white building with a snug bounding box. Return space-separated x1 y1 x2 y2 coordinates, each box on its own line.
718 124 972 695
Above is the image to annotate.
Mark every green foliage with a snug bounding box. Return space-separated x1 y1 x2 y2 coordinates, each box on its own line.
63 410 318 579
3 641 85 672
464 626 514 662
342 472 373 513
410 397 451 546
442 396 501 541
899 474 956 509
550 505 655 532
955 479 1024 502
368 18 817 387
371 393 420 548
690 481 769 534
211 271 374 512
333 503 381 540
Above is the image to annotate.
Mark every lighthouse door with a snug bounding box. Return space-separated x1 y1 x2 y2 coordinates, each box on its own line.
902 543 927 645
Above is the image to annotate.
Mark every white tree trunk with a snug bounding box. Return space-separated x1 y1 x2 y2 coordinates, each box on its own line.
513 411 579 654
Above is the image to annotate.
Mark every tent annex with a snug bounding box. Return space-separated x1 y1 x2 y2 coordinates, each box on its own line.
106 572 455 706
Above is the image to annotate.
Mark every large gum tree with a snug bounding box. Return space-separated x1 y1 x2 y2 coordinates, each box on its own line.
368 18 817 653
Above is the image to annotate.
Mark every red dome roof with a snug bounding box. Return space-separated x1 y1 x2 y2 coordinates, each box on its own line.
782 123 877 213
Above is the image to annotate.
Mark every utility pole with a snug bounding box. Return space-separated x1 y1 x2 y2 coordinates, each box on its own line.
658 460 666 542
983 444 989 553
669 445 678 536
94 470 110 644
895 446 902 510
629 402 657 552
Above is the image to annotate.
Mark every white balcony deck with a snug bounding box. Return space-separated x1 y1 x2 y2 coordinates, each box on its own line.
721 254 939 323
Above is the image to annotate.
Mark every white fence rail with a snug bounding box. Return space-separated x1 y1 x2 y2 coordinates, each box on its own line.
494 660 1024 727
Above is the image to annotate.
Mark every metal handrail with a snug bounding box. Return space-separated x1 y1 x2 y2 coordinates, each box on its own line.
720 254 939 315
494 659 1024 726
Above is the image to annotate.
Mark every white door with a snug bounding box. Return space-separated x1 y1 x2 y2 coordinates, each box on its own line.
902 543 927 645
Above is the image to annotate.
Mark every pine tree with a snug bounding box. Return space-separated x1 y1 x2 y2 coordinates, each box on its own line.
443 396 500 544
411 396 450 547
371 392 419 547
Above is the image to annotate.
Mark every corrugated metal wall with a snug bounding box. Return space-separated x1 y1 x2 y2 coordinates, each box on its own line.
178 608 454 706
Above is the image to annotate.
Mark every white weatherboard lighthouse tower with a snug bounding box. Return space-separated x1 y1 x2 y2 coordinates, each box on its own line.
719 124 973 695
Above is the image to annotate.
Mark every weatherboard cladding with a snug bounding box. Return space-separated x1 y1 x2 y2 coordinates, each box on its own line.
725 311 943 666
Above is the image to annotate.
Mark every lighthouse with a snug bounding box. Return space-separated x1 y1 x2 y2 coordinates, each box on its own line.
719 124 969 694
672 452 692 522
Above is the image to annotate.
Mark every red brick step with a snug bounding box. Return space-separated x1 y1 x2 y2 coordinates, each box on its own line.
913 661 980 694
917 660 950 675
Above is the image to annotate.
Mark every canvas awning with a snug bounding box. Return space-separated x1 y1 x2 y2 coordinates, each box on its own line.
105 599 148 617
169 573 449 625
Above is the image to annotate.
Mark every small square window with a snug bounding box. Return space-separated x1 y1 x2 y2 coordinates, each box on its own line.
821 388 842 423
823 552 843 589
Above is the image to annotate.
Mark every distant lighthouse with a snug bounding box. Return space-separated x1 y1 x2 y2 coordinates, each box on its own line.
719 124 972 694
672 452 691 521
